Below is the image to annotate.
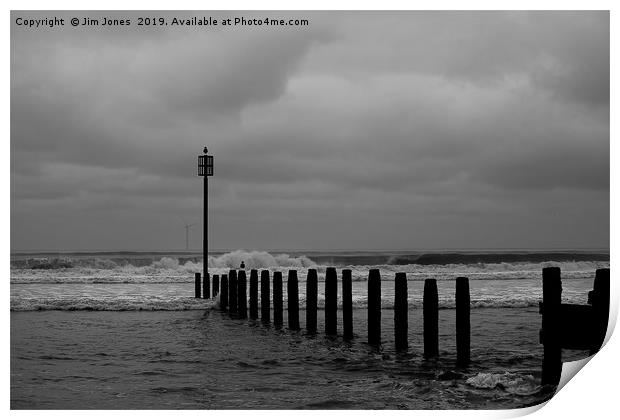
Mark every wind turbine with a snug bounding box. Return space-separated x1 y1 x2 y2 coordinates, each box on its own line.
181 217 198 251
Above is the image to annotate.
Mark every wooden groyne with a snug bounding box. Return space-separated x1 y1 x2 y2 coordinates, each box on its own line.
325 267 337 336
220 274 228 309
203 274 210 299
195 266 609 385
213 274 219 299
455 277 470 366
249 269 258 319
228 270 237 313
287 270 300 330
200 267 469 358
273 272 283 327
306 269 318 333
394 272 408 351
342 269 353 339
237 270 247 318
423 278 439 358
540 267 610 385
194 272 201 299
367 269 381 347
260 270 270 322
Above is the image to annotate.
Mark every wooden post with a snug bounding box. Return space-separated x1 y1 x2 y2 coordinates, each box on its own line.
394 272 408 351
368 269 381 346
238 270 247 318
213 274 219 298
423 278 439 358
306 269 318 333
342 269 353 339
325 267 338 335
541 267 562 385
261 270 271 322
589 268 610 354
228 269 238 314
249 269 259 319
202 273 210 299
288 270 300 330
273 271 283 327
195 273 201 298
220 274 228 310
455 277 470 366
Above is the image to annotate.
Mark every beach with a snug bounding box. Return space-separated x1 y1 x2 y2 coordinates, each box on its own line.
10 250 604 409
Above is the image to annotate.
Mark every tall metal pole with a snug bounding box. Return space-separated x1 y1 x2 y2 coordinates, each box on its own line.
203 147 208 284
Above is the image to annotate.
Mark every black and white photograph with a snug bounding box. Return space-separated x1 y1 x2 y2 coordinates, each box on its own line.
10 8 611 411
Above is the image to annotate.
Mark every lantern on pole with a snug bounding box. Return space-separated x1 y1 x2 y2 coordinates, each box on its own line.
198 146 214 296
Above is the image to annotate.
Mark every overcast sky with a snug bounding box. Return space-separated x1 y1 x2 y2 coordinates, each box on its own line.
11 11 609 252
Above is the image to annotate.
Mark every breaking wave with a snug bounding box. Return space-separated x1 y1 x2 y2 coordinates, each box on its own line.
11 250 316 271
10 255 609 285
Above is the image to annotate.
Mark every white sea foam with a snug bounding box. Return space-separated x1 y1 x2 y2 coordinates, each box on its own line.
10 282 590 311
466 372 540 396
10 250 606 311
11 296 218 312
10 255 608 285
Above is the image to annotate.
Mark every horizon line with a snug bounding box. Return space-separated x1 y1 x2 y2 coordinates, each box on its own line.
10 247 611 255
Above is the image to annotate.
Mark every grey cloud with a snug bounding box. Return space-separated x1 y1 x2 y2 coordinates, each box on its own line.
10 11 609 251
470 142 609 191
305 11 609 106
11 13 334 172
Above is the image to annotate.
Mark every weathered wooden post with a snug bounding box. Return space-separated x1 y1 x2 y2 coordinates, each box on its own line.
273 271 283 327
195 273 201 298
238 270 247 318
368 269 381 346
261 270 270 322
228 269 238 314
288 270 300 330
589 268 610 355
213 274 220 298
220 274 229 310
306 269 318 333
394 272 408 351
325 267 338 336
455 277 470 366
423 278 439 358
342 269 353 339
249 269 259 319
203 274 211 299
541 267 562 385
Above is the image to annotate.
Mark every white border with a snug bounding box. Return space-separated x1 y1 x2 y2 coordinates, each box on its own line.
4 2 616 419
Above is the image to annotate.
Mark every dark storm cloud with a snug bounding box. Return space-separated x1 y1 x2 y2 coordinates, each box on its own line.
10 11 609 250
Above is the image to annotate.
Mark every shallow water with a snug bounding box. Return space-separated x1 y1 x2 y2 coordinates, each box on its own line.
11 307 589 409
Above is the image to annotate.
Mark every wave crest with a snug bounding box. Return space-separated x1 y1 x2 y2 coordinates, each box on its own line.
11 250 316 271
10 250 609 286
207 250 315 269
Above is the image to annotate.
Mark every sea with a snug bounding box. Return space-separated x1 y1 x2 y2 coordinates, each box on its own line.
10 249 610 409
